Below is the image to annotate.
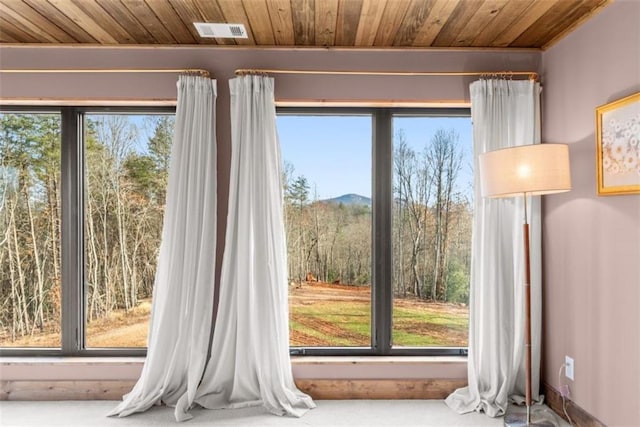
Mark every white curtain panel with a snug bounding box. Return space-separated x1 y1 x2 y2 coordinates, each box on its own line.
187 75 315 418
446 79 542 417
109 75 218 420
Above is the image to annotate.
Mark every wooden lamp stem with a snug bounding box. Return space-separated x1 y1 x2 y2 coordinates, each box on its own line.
523 194 532 424
524 222 532 423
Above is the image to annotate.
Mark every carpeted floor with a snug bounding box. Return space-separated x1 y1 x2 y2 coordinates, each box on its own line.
0 400 567 426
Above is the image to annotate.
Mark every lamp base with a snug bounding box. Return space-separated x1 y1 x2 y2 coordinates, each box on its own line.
504 404 561 427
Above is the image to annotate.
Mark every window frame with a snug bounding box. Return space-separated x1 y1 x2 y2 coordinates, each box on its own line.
278 107 471 357
1 105 470 358
0 105 175 357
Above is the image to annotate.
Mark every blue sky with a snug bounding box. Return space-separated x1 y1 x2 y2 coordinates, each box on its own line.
277 115 473 200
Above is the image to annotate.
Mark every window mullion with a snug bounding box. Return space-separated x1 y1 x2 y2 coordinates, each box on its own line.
61 108 84 354
372 109 393 355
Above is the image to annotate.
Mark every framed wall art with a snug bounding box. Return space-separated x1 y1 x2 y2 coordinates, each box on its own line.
596 91 640 195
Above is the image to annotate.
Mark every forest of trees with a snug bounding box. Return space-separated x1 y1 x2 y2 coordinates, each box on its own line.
0 114 61 343
0 113 173 345
284 128 472 304
283 166 372 286
1 112 470 346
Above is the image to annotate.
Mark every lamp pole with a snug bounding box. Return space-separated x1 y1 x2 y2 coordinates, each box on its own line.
523 193 532 425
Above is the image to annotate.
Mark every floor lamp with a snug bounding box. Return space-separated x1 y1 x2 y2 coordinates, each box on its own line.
479 143 571 426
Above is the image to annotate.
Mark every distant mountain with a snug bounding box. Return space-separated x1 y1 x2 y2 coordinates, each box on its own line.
321 193 372 207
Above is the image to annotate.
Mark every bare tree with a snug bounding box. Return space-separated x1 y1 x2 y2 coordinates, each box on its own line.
394 131 431 298
427 129 463 301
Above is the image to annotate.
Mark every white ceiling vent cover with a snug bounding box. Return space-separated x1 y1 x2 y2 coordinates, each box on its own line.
194 23 248 39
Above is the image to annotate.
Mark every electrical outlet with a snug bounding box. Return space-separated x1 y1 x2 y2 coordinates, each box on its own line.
565 356 574 381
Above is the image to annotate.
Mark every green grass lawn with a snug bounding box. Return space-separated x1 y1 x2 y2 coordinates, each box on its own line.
289 297 468 347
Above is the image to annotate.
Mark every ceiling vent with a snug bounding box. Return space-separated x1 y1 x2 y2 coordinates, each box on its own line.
193 23 248 39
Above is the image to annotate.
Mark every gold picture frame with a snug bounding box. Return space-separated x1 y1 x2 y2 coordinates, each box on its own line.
596 91 640 195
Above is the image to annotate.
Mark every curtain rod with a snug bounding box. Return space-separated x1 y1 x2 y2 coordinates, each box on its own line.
0 68 211 77
235 69 538 80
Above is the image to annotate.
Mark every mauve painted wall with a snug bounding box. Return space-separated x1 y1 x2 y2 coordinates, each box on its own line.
0 47 538 382
0 46 540 297
541 1 640 425
0 47 540 102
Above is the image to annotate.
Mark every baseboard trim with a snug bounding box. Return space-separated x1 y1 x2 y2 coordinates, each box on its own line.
1 379 467 401
542 382 604 426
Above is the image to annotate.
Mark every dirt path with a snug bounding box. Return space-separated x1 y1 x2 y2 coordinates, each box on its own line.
289 281 371 304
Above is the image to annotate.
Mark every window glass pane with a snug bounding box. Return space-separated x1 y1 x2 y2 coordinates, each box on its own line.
84 113 174 348
278 115 372 347
0 112 62 348
392 116 472 347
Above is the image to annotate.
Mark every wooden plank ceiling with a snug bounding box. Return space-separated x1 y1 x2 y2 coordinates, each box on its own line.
0 0 610 49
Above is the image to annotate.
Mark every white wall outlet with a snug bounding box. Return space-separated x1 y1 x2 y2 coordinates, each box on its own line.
565 356 574 381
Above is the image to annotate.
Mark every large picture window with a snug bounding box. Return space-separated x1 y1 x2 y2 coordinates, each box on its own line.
1 106 470 356
0 107 174 355
278 108 472 355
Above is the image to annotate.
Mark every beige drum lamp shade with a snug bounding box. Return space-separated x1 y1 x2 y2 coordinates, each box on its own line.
479 143 572 198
